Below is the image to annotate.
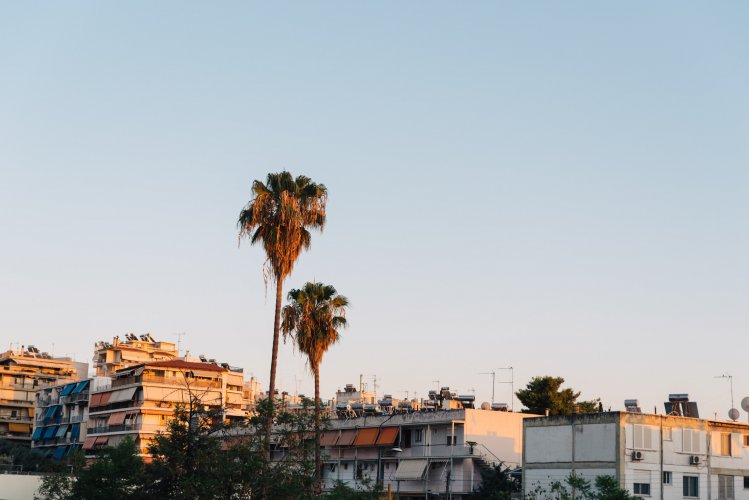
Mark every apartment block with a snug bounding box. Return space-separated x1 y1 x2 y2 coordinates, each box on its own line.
318 408 530 498
84 359 248 456
0 346 87 443
523 411 749 500
93 334 177 377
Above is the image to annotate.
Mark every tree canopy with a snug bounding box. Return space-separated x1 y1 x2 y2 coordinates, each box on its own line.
515 376 601 416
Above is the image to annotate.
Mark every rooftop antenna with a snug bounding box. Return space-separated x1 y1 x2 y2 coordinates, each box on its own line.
433 380 440 394
372 375 379 399
497 366 514 411
174 332 186 357
715 374 737 421
480 371 496 404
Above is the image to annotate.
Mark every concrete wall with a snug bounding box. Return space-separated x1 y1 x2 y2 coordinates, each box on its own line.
0 474 44 500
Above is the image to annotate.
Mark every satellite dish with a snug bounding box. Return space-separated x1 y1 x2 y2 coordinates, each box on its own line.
480 401 491 410
728 408 740 421
741 397 749 412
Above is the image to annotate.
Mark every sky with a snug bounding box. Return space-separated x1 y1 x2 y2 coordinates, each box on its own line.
1 2 748 419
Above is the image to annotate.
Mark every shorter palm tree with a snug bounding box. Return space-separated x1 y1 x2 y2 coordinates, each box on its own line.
281 282 348 495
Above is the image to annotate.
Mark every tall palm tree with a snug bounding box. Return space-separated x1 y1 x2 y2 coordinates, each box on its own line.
281 282 349 495
238 172 327 422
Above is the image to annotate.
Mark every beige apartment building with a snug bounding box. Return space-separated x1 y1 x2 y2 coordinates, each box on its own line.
84 359 248 456
0 346 87 442
93 333 178 377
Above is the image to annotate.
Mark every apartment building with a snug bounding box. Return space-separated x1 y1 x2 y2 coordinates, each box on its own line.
0 346 87 443
31 378 105 459
92 334 177 377
84 359 248 456
523 411 749 500
318 408 531 498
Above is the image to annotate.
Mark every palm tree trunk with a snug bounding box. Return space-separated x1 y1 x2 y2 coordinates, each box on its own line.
266 277 284 455
314 364 322 497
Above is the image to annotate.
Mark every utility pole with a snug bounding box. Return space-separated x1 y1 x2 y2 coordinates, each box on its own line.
480 371 496 404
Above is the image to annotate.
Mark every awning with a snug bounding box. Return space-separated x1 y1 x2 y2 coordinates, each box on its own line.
90 394 101 408
56 425 69 438
320 431 339 446
44 406 56 419
94 436 109 446
109 387 136 404
98 392 112 406
52 447 67 460
353 428 379 446
82 437 96 450
43 426 57 439
376 427 399 446
59 384 76 397
337 429 357 446
71 380 90 394
393 459 428 480
9 422 30 433
31 427 43 440
108 412 127 426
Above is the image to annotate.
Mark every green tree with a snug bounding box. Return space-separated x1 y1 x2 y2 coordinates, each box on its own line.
238 172 327 443
70 438 146 500
282 281 349 495
475 463 520 499
590 476 634 500
515 376 600 416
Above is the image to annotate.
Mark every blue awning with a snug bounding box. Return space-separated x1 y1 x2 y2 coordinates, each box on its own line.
43 426 57 439
44 406 56 419
71 380 89 395
52 447 67 460
59 383 76 397
31 427 43 440
56 425 69 438
70 423 80 442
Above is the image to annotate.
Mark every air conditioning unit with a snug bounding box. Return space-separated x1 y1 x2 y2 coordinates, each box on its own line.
632 450 643 461
689 455 701 465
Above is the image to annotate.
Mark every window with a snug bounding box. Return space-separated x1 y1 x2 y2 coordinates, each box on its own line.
664 428 672 441
743 477 749 489
683 429 702 453
683 476 699 497
634 483 651 495
634 425 653 450
446 435 457 446
413 429 422 443
402 429 412 448
743 436 749 447
663 472 672 485
721 433 732 456
718 475 734 500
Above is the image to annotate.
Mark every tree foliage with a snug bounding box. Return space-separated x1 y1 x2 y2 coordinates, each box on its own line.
515 376 600 416
475 463 520 500
36 399 318 500
525 473 634 500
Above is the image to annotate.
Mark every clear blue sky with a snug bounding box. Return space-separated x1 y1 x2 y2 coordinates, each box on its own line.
2 2 747 418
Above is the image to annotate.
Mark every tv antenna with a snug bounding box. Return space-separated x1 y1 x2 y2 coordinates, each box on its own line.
480 371 496 404
715 374 736 421
174 332 186 357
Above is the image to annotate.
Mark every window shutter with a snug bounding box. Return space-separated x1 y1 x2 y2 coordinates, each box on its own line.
683 429 693 453
693 430 702 453
712 432 723 456
634 425 644 449
643 427 652 449
731 434 742 457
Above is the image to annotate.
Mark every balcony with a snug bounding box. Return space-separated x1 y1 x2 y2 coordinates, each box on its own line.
112 375 221 389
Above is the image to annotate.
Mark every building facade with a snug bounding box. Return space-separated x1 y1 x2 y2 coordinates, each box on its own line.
523 412 749 500
31 378 99 459
92 334 178 377
318 408 530 498
84 359 248 456
0 346 87 443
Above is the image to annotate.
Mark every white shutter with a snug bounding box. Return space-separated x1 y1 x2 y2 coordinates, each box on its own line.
634 425 644 449
712 432 723 456
643 427 653 450
693 430 702 453
683 429 693 453
731 433 742 457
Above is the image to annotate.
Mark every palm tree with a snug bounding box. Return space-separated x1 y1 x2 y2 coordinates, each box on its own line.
238 172 327 423
281 282 349 495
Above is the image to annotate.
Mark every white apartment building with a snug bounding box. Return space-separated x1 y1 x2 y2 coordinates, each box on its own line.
523 412 749 500
318 408 531 498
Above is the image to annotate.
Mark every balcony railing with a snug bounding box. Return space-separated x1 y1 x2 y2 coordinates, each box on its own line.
111 375 221 389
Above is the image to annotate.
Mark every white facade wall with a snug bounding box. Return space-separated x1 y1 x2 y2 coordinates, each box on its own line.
524 412 749 500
